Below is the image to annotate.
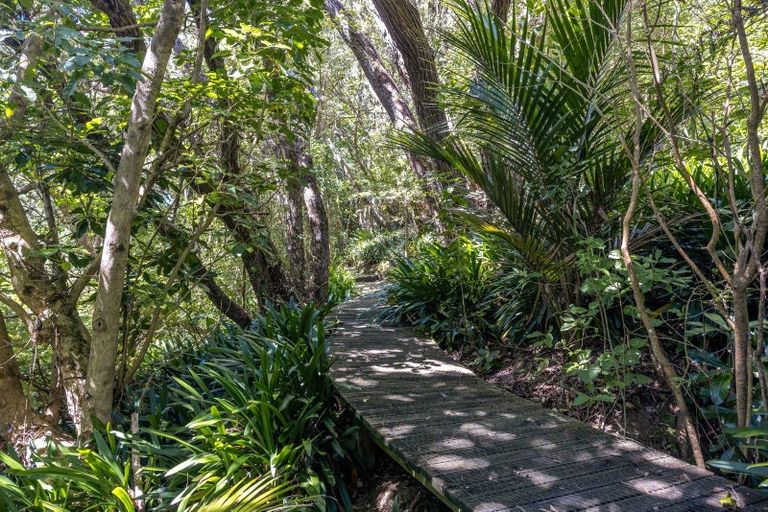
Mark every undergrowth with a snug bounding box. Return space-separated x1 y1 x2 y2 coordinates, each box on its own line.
0 303 358 511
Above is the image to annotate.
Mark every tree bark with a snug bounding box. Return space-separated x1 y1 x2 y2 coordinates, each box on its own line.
621 3 705 467
90 0 147 56
1 30 91 433
282 137 329 303
197 272 252 328
1 173 90 433
188 0 291 303
154 219 253 328
371 0 448 142
0 309 32 444
303 175 330 303
326 0 417 132
491 0 511 21
285 176 307 296
733 287 751 427
85 0 184 432
325 0 446 218
192 179 290 301
730 0 767 428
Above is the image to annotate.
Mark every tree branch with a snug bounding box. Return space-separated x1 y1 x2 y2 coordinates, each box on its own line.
0 291 32 328
69 255 102 303
77 21 156 33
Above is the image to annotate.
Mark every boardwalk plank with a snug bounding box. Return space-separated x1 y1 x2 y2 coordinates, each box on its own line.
330 288 768 511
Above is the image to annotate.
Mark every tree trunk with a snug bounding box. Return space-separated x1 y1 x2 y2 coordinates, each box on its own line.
90 0 147 56
0 309 32 445
371 0 448 142
85 0 184 432
621 4 705 467
152 216 252 327
491 0 511 20
190 177 290 301
303 173 330 304
730 0 768 428
325 0 445 219
285 177 307 297
733 287 751 427
326 0 417 132
188 0 291 303
197 272 252 328
283 137 329 303
1 30 91 433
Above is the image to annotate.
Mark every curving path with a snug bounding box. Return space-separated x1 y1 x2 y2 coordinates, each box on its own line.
329 286 768 512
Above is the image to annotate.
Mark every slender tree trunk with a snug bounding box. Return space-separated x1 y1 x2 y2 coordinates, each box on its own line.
197 272 252 328
621 3 705 467
153 219 253 327
757 268 768 411
285 177 307 296
303 173 330 304
325 0 445 220
188 0 291 302
620 131 706 468
325 0 417 132
730 0 768 428
733 287 751 426
85 0 184 432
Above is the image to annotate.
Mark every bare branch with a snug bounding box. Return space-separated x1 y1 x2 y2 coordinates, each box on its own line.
77 21 156 33
69 255 102 304
0 291 32 328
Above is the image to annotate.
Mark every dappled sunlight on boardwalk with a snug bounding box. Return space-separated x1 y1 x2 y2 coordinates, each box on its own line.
329 287 768 512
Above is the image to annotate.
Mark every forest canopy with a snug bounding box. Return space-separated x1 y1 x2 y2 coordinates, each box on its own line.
1 0 768 509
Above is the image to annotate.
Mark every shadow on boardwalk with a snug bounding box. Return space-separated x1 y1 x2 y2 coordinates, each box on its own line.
329 287 768 512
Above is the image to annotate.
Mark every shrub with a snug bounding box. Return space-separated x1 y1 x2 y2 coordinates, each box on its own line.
346 229 408 271
327 264 356 307
0 430 137 512
386 236 496 350
0 303 351 511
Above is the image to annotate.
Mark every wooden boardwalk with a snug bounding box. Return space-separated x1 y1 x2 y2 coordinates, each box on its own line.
329 287 768 512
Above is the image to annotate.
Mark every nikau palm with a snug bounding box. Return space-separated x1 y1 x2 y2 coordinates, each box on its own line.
403 0 670 316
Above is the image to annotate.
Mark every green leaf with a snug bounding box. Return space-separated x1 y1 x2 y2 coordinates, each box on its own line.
112 487 135 512
165 454 220 476
730 427 768 438
708 459 768 477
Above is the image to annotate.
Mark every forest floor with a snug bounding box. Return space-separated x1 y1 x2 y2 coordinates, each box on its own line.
349 455 449 511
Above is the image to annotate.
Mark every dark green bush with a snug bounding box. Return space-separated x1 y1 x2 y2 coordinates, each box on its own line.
0 303 353 511
327 264 356 307
346 229 409 270
386 237 497 350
